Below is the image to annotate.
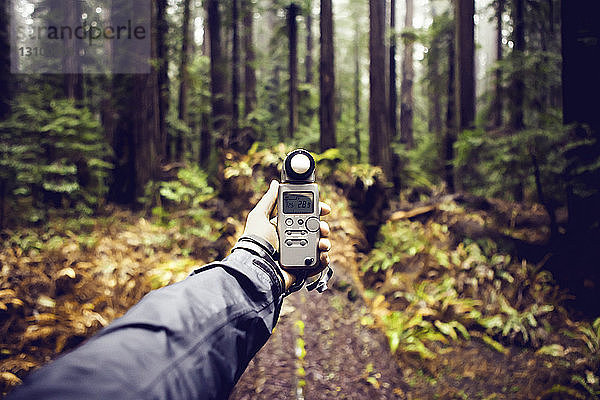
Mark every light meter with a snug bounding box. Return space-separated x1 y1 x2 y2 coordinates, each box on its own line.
277 149 320 270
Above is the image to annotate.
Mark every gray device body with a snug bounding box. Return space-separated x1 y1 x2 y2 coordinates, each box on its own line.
277 150 320 270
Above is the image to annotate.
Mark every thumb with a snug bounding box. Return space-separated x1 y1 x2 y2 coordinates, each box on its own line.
254 180 279 217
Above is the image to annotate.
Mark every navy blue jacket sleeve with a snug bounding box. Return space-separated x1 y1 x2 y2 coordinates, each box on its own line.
7 248 285 400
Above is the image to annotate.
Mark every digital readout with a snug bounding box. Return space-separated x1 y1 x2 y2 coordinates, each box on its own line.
283 192 314 214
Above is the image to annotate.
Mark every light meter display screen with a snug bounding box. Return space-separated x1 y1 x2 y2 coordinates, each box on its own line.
283 192 314 214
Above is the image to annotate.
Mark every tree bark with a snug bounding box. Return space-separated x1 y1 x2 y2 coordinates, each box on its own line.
207 0 228 148
509 0 525 131
369 0 392 177
427 1 442 135
305 0 314 84
319 0 336 151
287 3 299 139
242 0 257 117
177 0 192 161
456 0 475 131
509 0 525 202
388 0 398 140
63 0 83 101
491 0 504 128
110 2 161 205
157 0 169 161
400 0 414 148
232 0 240 139
354 19 361 163
561 0 600 238
559 0 600 314
131 72 160 203
444 22 457 193
0 0 11 120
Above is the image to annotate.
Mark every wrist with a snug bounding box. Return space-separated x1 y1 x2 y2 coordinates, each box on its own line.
232 236 285 293
281 269 295 290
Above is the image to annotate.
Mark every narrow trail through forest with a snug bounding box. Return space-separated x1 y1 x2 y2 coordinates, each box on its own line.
230 267 407 400
230 189 409 399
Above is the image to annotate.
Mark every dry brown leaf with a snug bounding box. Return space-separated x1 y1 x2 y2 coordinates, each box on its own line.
56 267 76 279
26 313 57 323
0 289 17 299
0 372 22 386
23 325 55 342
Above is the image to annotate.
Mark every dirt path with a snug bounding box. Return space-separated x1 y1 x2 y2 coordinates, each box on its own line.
231 189 408 399
229 267 407 400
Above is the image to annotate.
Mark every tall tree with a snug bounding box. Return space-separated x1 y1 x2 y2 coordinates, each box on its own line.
491 0 504 128
509 0 525 131
0 0 11 120
369 0 392 176
319 0 336 151
232 0 241 138
388 0 398 140
444 20 457 193
305 0 314 84
287 3 300 139
399 0 414 148
242 0 257 117
63 0 83 100
207 0 228 147
509 0 525 201
426 1 443 136
177 0 192 161
0 0 11 228
200 1 212 166
157 0 169 161
561 0 600 245
131 72 160 203
456 0 475 130
354 18 362 162
110 3 161 205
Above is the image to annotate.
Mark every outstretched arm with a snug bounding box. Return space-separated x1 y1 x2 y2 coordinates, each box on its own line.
8 181 331 400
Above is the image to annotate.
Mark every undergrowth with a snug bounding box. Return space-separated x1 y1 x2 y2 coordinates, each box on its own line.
361 199 599 398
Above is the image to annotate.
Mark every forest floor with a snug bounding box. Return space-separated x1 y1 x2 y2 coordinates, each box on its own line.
230 190 588 400
0 163 597 399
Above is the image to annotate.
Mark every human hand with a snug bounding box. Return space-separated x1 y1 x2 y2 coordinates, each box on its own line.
243 180 332 290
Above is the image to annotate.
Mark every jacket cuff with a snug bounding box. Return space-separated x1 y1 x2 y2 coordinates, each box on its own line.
231 236 285 297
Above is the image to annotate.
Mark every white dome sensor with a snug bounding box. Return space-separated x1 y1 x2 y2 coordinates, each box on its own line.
290 153 311 174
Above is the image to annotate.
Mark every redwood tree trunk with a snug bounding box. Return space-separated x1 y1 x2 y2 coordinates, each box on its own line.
110 5 161 205
157 0 169 161
242 0 257 117
509 0 525 201
0 0 11 120
444 23 457 193
492 0 504 128
354 19 361 162
177 0 192 161
232 0 240 138
319 0 336 151
427 1 442 136
131 72 160 203
200 0 211 166
456 0 475 130
287 3 299 139
369 0 392 177
208 0 228 148
305 1 314 84
560 0 600 314
400 0 414 148
389 0 398 140
509 0 525 131
63 1 83 101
